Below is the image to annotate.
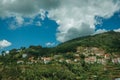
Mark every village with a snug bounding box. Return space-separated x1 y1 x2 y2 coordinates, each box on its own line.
16 47 120 65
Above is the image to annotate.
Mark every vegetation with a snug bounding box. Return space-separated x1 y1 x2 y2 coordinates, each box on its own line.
54 31 120 53
0 61 120 80
0 31 120 80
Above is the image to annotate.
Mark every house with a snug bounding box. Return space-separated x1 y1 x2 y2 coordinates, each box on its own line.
97 59 106 65
65 59 72 63
118 58 120 63
59 58 64 62
101 59 106 65
74 54 80 62
22 54 27 58
112 58 120 64
30 60 38 63
28 56 34 61
89 52 95 56
41 57 52 64
84 57 90 63
91 47 102 53
74 58 80 62
97 59 103 64
17 60 24 64
82 52 89 57
85 56 96 64
96 53 104 57
91 47 105 56
89 56 97 64
74 54 79 58
104 54 110 59
28 56 38 63
112 58 118 64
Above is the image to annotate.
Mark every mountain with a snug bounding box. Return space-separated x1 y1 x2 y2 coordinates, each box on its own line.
54 31 120 54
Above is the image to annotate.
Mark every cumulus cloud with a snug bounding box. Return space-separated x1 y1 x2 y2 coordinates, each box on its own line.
0 0 38 17
5 50 10 54
57 23 95 41
94 29 108 35
114 28 120 32
45 42 55 47
0 40 12 49
9 16 24 29
0 0 50 29
0 0 59 18
0 0 120 41
48 0 120 42
15 16 24 25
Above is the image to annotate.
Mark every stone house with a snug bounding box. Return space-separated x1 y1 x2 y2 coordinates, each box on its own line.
104 54 110 59
85 56 96 64
41 57 52 64
65 59 72 63
112 58 120 64
17 60 24 64
97 59 106 65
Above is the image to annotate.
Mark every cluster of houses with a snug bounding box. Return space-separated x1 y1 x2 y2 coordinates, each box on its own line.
17 56 51 64
17 47 120 65
77 47 120 64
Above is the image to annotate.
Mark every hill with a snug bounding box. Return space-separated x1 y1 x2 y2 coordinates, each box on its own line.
1 31 120 58
0 31 120 80
54 31 120 54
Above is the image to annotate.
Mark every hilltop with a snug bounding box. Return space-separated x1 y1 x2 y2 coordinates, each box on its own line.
54 31 120 54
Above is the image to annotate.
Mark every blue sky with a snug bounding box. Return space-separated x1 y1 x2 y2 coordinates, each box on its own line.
96 11 120 30
0 0 120 52
0 15 59 51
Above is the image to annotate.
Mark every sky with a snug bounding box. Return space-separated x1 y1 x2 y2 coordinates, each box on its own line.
0 0 120 52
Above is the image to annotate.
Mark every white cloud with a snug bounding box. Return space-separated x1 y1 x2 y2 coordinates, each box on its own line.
0 0 59 18
15 16 24 25
0 0 120 41
0 40 12 49
45 42 55 47
114 28 120 32
48 0 120 42
6 50 10 54
39 9 46 20
0 0 49 29
94 29 108 35
9 16 24 29
57 23 95 42
0 0 38 17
